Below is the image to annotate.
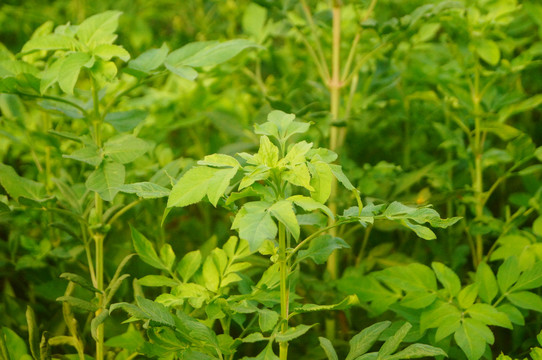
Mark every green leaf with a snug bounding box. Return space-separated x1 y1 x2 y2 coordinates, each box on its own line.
160 244 175 272
497 256 520 293
474 38 500 66
458 284 479 309
203 255 220 292
58 52 93 95
377 263 437 292
0 163 46 202
289 195 334 219
175 39 261 68
21 34 79 52
292 296 355 314
497 304 524 326
138 275 178 287
297 235 349 265
76 10 122 47
116 182 170 198
402 220 436 240
135 296 175 327
56 296 98 312
507 291 542 312
85 160 125 201
309 161 333 203
400 291 437 309
127 43 169 75
319 337 339 360
420 301 462 333
512 261 542 292
498 95 542 123
131 225 167 271
258 309 279 332
387 344 447 359
1 327 31 360
206 167 238 207
454 319 493 360
165 64 198 80
91 310 109 341
176 250 202 282
103 134 150 164
284 163 314 191
432 262 461 297
63 144 102 166
329 164 355 190
93 44 130 61
269 200 300 240
235 203 277 252
254 135 279 167
378 322 412 358
275 324 313 342
467 304 512 329
476 262 498 303
167 166 218 208
345 321 391 360
534 217 542 237
104 110 147 132
198 154 240 168
59 273 101 293
25 306 39 360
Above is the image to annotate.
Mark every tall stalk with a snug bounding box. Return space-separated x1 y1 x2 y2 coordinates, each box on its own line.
278 222 289 360
91 76 105 360
471 59 484 267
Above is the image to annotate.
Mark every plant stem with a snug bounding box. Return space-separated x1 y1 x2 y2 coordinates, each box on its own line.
91 75 105 360
472 60 483 267
278 222 289 360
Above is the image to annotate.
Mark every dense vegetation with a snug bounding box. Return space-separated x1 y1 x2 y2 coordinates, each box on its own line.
0 1 541 359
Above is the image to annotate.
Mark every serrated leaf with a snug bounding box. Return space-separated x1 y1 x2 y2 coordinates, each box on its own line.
0 163 46 202
170 39 261 68
131 225 167 271
288 195 334 219
203 255 220 292
512 261 542 292
135 296 175 327
93 44 129 62
329 164 355 190
236 202 278 251
76 11 122 47
297 235 349 265
454 319 493 360
378 322 412 357
116 182 170 198
91 310 109 341
138 275 178 287
176 250 202 282
85 160 125 201
167 166 219 208
432 262 461 297
60 273 101 293
497 256 520 293
63 144 102 166
104 110 147 132
22 34 79 52
345 321 391 360
466 303 512 329
507 291 542 312
476 262 498 303
127 43 169 75
309 161 333 203
387 344 447 359
275 324 313 342
258 309 279 332
103 134 150 164
319 337 339 360
58 52 93 95
269 200 299 240
56 296 98 312
207 166 238 206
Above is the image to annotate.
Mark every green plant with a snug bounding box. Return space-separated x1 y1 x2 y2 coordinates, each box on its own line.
0 9 260 359
110 110 458 359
